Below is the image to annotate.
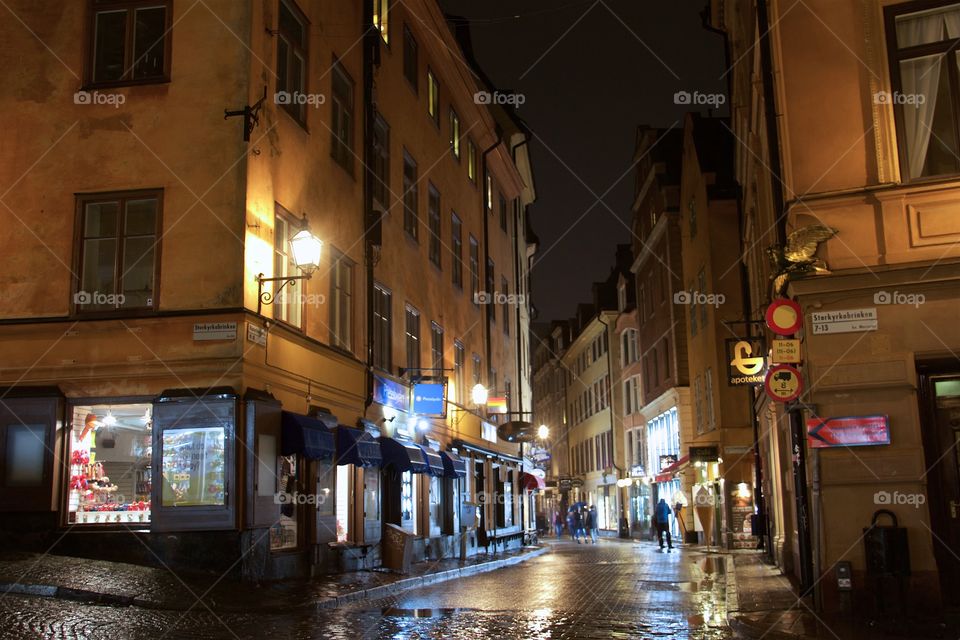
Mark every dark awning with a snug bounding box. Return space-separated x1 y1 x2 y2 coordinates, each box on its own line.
378 437 428 473
281 411 336 460
440 451 467 478
335 427 382 467
418 446 445 476
520 471 546 491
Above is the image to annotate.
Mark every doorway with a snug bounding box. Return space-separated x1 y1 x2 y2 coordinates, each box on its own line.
918 361 960 607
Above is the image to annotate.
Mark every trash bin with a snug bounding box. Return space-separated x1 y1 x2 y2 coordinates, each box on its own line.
382 523 414 574
863 509 910 577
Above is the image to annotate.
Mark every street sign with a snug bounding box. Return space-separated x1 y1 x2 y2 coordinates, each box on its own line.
764 364 803 403
689 446 720 462
810 308 878 335
193 321 237 341
806 415 891 449
771 339 801 364
727 338 766 386
765 299 803 335
412 381 446 417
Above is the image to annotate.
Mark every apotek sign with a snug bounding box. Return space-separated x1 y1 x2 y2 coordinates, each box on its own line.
726 337 766 386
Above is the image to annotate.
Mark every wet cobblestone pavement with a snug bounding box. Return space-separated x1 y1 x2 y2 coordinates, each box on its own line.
0 540 734 639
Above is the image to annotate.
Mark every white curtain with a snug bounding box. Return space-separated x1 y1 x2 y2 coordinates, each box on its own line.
897 14 947 178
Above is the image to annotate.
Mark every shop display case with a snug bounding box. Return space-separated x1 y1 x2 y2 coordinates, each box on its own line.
160 427 226 507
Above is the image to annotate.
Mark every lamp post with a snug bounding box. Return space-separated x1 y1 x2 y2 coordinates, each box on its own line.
256 214 323 315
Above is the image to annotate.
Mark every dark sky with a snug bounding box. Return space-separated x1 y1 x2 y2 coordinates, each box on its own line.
437 0 728 321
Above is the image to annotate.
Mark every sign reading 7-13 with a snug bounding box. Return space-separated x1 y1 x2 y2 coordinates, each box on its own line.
806 415 891 449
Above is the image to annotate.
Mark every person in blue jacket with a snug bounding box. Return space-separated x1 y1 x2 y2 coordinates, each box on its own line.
655 498 673 551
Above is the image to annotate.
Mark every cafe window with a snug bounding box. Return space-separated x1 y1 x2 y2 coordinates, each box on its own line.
67 402 153 525
401 470 417 533
75 190 160 314
886 2 960 180
336 464 350 542
276 0 308 123
88 0 171 85
274 208 303 327
270 454 298 550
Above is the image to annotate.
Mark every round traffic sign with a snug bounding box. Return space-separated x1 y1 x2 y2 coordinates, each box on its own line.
765 299 802 335
764 364 803 403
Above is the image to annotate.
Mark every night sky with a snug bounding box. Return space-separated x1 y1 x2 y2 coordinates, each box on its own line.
437 0 728 321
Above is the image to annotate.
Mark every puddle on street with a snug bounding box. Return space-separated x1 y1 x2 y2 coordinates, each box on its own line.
381 607 474 617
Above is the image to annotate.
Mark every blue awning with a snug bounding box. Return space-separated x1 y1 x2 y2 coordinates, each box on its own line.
418 446 445 476
440 451 467 479
378 437 428 473
281 411 335 461
335 427 382 467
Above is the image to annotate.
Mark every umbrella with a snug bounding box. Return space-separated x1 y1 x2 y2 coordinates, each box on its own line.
568 501 586 511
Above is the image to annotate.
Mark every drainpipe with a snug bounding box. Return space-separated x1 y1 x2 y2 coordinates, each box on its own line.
758 0 814 597
362 0 378 412
481 137 499 391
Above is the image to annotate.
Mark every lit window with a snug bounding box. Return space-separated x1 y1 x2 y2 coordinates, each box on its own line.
427 70 439 124
373 0 389 43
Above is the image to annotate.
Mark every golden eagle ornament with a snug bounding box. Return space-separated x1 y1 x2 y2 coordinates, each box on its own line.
767 224 838 296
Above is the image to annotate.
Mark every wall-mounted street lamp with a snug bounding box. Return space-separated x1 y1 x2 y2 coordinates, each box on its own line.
256 214 323 315
537 424 549 440
470 383 489 406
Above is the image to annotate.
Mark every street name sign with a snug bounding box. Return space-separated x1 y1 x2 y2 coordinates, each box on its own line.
810 308 878 335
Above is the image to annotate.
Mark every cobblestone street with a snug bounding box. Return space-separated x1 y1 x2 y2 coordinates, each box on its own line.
0 541 734 639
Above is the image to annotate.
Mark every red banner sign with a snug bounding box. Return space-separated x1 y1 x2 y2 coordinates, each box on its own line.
806 415 891 449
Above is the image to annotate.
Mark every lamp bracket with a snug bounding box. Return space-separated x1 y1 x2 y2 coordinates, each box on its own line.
224 86 268 142
256 272 311 315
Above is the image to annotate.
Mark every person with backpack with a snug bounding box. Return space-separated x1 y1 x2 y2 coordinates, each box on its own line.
655 498 673 551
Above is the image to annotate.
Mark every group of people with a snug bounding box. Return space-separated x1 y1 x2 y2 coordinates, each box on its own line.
553 504 599 543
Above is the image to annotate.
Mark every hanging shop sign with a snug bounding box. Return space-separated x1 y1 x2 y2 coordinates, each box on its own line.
806 415 891 449
726 337 767 386
373 376 410 413
764 364 804 403
412 380 447 417
765 299 803 335
486 396 508 414
771 338 801 364
659 454 678 471
810 308 878 335
193 321 237 341
689 446 720 462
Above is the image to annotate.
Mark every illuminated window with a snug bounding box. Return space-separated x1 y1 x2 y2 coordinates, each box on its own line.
274 208 302 327
373 0 389 43
427 70 439 124
467 139 477 182
449 109 461 158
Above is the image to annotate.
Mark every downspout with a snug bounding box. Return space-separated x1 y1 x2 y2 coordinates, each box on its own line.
758 0 814 597
480 136 498 549
362 0 378 412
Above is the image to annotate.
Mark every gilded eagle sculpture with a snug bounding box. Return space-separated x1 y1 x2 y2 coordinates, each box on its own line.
767 224 838 296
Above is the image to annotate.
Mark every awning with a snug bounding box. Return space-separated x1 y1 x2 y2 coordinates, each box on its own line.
418 445 445 476
335 427 382 467
440 451 467 478
655 454 690 483
378 437 428 473
452 439 522 464
281 411 336 460
520 472 545 491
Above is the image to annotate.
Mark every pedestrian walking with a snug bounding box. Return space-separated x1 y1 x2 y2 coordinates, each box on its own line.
554 511 563 539
584 505 596 543
567 512 576 541
573 508 584 543
655 498 673 551
589 505 599 543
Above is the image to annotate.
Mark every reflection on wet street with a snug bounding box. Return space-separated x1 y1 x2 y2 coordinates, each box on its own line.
0 540 733 639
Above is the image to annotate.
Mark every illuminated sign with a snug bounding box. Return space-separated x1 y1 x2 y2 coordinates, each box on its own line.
412 381 446 417
726 338 766 386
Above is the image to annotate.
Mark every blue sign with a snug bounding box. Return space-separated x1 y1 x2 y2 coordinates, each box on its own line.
412 382 447 417
373 376 409 413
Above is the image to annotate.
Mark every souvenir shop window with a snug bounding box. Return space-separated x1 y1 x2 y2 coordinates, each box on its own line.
428 475 441 537
67 403 153 525
270 455 298 551
160 426 225 507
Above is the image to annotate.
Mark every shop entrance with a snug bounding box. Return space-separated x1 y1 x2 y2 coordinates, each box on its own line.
918 362 960 606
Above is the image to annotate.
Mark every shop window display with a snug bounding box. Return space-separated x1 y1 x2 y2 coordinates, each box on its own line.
428 475 441 536
67 404 152 525
270 455 297 551
160 426 225 507
400 471 417 534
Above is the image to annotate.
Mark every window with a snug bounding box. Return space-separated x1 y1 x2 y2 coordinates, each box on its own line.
331 61 355 173
430 322 444 371
886 2 960 179
618 283 627 312
403 152 418 240
449 109 461 159
469 236 480 304
329 249 353 350
373 0 389 43
88 0 171 85
372 115 390 209
467 139 477 182
454 341 465 403
427 69 439 124
500 276 510 336
273 210 302 327
428 185 441 268
276 0 308 122
486 259 495 324
638 285 646 322
472 353 482 385
498 194 508 232
705 367 715 431
485 175 493 212
621 329 638 365
75 190 159 313
372 284 392 371
624 376 640 416
451 213 463 288
403 25 418 90
694 375 704 434
405 305 420 370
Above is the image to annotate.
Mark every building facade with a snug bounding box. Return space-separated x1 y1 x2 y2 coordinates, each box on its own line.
0 0 535 581
712 0 960 614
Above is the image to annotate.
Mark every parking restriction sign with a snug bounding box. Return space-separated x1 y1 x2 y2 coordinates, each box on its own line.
764 364 803 403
